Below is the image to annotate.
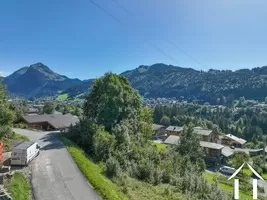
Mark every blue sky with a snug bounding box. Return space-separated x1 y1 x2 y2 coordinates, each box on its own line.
1 0 267 80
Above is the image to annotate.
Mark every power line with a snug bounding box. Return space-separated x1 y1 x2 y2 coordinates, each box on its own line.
168 41 206 69
111 0 134 16
110 0 206 69
88 0 124 26
88 0 181 66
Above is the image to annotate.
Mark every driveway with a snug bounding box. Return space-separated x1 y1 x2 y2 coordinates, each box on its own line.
13 128 101 200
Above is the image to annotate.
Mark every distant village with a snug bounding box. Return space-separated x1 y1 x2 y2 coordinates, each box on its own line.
8 96 267 168
152 123 267 166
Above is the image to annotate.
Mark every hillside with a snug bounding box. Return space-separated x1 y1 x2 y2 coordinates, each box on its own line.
3 62 82 97
62 63 267 103
5 63 267 102
62 79 95 98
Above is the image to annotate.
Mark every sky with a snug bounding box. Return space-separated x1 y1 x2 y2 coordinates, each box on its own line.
1 0 267 80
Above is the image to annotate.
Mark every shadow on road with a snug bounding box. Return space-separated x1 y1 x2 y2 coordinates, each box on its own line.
39 133 65 151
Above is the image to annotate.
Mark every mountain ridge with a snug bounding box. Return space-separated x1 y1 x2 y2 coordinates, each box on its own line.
3 62 82 97
4 62 267 103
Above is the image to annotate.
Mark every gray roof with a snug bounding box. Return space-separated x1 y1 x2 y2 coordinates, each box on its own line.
224 134 247 145
23 114 79 129
222 146 234 157
152 124 165 131
165 126 183 132
27 107 38 113
200 141 224 150
14 141 35 150
163 135 180 145
193 127 213 136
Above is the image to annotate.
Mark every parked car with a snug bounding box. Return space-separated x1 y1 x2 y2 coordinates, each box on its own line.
10 141 40 166
219 166 236 175
230 145 235 149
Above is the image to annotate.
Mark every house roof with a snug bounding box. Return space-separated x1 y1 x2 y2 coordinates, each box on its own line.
27 108 38 113
163 135 180 145
23 114 79 129
224 134 247 145
152 124 165 131
222 146 234 157
193 127 213 136
165 126 183 132
200 141 224 150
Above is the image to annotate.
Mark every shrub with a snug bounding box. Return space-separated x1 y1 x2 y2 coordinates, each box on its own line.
105 156 122 178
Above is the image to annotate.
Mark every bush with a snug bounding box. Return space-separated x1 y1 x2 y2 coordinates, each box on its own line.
93 128 115 162
14 122 27 129
105 157 122 178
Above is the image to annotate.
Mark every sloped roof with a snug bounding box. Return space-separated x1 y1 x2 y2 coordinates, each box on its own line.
224 134 247 145
165 126 183 132
193 127 213 136
163 135 180 145
23 114 79 129
222 146 234 157
27 107 38 113
200 141 224 150
152 124 165 131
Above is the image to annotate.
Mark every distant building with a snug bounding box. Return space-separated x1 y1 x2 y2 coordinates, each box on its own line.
165 126 183 136
163 135 180 145
163 135 224 164
193 127 217 142
22 113 79 131
220 134 247 148
152 124 166 139
26 108 39 115
200 141 224 160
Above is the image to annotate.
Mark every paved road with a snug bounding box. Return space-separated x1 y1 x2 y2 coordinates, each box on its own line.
13 128 101 200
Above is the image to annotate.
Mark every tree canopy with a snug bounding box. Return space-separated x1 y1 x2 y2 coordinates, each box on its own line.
84 72 142 131
0 84 14 138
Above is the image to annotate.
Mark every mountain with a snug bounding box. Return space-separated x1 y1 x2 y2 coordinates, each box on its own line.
5 62 267 103
3 63 82 97
62 63 267 103
62 79 95 98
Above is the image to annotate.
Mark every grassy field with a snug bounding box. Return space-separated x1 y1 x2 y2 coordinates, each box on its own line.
60 136 129 200
3 132 29 152
203 172 264 200
56 93 68 101
4 172 31 200
152 142 167 151
243 168 267 180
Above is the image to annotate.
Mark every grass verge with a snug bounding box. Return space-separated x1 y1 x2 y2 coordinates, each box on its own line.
4 172 31 200
3 132 29 152
59 136 129 200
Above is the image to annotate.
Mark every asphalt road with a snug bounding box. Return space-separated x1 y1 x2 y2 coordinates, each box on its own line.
13 128 101 200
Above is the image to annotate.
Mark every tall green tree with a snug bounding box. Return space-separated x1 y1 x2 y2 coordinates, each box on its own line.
160 115 171 126
175 125 205 172
84 72 142 131
0 84 14 138
43 101 55 114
